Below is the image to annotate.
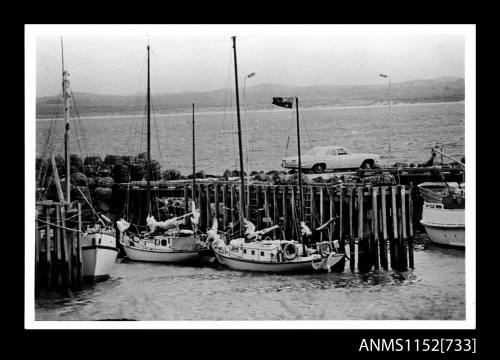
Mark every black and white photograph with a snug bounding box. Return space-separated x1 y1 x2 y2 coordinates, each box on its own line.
25 24 475 333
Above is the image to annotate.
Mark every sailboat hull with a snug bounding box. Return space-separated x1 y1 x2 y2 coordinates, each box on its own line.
122 244 203 263
214 249 345 273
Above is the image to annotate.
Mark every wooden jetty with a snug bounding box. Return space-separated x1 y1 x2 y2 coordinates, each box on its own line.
35 201 83 295
113 180 415 271
356 165 464 185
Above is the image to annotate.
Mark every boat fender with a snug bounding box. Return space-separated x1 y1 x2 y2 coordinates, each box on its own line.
319 242 332 257
283 243 298 260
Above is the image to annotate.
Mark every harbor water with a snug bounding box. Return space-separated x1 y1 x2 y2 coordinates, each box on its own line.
35 246 464 320
36 102 465 175
34 102 467 321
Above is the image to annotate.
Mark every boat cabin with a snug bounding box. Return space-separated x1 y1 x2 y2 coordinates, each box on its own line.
227 238 306 262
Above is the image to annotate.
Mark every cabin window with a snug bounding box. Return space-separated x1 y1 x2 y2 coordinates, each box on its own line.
260 251 265 257
155 239 160 246
338 148 348 155
161 239 167 246
98 238 101 245
251 250 255 255
243 249 247 254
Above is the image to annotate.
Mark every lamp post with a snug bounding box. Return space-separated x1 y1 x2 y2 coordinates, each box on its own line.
243 72 255 219
380 73 392 165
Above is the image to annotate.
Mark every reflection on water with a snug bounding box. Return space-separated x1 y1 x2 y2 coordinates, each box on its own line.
35 246 465 321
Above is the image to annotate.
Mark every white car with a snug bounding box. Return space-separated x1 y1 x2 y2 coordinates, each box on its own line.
281 146 380 173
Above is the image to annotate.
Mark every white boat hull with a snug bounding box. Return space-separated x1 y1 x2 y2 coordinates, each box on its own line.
213 249 345 273
421 202 465 248
82 245 119 282
82 232 119 282
122 244 203 263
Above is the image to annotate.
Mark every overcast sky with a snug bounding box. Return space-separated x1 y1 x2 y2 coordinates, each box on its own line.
34 25 465 97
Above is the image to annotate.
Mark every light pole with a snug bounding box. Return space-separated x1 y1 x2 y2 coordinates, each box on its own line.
380 73 392 165
243 72 255 218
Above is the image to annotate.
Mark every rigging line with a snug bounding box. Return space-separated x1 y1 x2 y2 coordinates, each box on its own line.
38 94 63 175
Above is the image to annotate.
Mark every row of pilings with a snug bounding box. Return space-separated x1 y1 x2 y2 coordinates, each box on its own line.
113 181 416 271
35 201 84 295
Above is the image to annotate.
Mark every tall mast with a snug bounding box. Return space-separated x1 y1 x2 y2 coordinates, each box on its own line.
146 45 151 216
295 97 304 237
232 36 246 233
62 38 71 203
192 103 196 201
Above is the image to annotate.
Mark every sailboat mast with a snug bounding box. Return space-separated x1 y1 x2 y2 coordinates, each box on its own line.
295 97 304 232
232 36 246 232
146 45 151 215
192 103 196 201
62 38 71 203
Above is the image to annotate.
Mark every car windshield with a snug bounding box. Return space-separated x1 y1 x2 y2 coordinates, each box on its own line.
304 147 324 156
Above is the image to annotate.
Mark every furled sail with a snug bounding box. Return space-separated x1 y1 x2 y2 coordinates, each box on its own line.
147 216 183 232
116 218 131 233
190 201 200 225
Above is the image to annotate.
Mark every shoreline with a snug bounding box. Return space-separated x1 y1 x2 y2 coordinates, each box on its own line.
36 100 465 121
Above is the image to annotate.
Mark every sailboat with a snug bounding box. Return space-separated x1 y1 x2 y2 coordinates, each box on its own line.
37 39 119 282
116 46 210 263
209 36 345 273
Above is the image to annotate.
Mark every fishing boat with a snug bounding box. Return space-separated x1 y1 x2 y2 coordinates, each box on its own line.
421 201 465 248
209 36 345 273
418 148 465 248
36 40 119 282
81 221 120 282
116 45 209 263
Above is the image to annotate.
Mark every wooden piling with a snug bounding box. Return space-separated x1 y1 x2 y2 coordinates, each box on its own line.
62 204 71 287
319 187 324 241
349 187 355 272
35 216 40 293
391 185 400 269
282 186 288 236
55 205 63 286
222 184 227 228
77 202 83 285
401 186 408 270
206 184 211 228
45 206 52 289
230 184 236 227
380 186 389 270
408 183 415 268
290 186 296 239
357 187 365 270
214 184 219 222
372 187 380 270
183 183 189 213
272 186 277 239
333 186 339 244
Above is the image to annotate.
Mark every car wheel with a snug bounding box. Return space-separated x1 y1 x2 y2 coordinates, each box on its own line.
360 159 374 169
312 164 324 174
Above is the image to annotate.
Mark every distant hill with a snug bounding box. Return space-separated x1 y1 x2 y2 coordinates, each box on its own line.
36 77 464 118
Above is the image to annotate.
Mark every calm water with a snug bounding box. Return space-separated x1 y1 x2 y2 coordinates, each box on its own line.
35 246 465 321
35 102 466 321
36 102 465 175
